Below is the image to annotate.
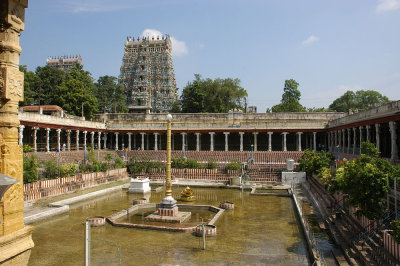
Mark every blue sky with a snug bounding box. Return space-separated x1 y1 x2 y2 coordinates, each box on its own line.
20 0 400 112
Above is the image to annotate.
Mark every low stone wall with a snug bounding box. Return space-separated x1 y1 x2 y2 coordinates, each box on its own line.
134 167 281 183
24 168 128 201
107 204 224 232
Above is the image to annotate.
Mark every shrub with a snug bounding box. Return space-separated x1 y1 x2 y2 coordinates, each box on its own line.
42 160 60 179
114 157 126 169
390 220 400 242
207 159 217 169
185 158 198 169
226 160 241 171
23 156 38 183
172 158 186 169
23 144 34 153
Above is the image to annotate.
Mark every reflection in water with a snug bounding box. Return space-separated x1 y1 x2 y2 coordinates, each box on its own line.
29 188 309 265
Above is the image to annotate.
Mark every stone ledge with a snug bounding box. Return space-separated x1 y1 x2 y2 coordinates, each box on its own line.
0 226 34 264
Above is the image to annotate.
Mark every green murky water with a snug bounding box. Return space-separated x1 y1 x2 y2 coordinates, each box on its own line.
29 187 309 265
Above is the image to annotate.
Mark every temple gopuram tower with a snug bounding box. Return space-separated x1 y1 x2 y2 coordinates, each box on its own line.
119 34 178 113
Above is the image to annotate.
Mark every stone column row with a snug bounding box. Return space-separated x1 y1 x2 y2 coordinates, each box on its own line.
18 126 103 152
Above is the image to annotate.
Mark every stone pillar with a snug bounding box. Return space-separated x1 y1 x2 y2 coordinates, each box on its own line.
18 125 24 146
195 133 201 151
313 132 317 151
389 121 398 161
366 125 370 142
127 133 132 150
224 132 229 151
239 132 244 151
328 132 331 151
66 129 71 151
146 134 149 150
0 1 34 260
83 131 87 150
45 128 50 152
209 132 215 151
154 133 159 151
115 132 119 150
359 126 363 153
103 133 107 150
341 129 345 152
91 131 95 148
56 129 61 151
141 133 145 150
97 132 101 150
281 132 288 151
181 133 186 151
267 132 273 151
253 132 258 151
347 128 350 153
375 124 380 151
352 127 357 155
32 127 38 152
296 132 302 151
75 130 79 151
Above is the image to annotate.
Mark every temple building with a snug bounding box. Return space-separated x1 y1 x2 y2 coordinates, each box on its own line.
46 55 82 71
119 35 178 113
17 101 400 163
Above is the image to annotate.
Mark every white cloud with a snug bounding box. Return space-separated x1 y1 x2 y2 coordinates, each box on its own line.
199 43 205 49
301 35 319 46
376 0 400 13
141 29 188 56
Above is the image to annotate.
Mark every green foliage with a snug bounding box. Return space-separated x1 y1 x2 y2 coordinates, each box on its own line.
114 157 126 169
23 156 38 183
226 160 241 171
171 158 199 169
329 90 390 112
95 75 128 113
180 74 248 113
127 157 162 174
298 149 335 177
104 153 113 165
207 159 217 169
361 141 380 157
271 79 306 112
169 99 182 113
390 220 400 242
334 155 389 220
23 144 34 153
35 65 66 105
21 63 102 119
53 67 98 118
41 161 78 179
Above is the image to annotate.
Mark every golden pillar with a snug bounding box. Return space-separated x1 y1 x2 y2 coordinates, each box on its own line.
165 114 172 197
0 0 34 265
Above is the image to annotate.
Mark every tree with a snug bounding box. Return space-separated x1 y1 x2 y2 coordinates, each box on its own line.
53 77 98 118
180 75 247 113
95 75 127 113
169 99 182 113
271 79 305 112
35 65 66 105
329 90 390 112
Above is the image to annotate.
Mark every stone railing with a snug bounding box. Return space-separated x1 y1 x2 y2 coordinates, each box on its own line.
24 168 128 201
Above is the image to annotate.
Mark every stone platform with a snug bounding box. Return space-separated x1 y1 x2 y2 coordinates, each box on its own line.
145 211 191 224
